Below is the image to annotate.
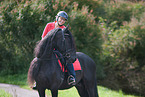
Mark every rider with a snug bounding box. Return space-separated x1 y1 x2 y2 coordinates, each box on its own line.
33 11 76 89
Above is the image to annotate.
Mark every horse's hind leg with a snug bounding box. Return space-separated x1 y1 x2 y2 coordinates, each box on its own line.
38 87 46 97
94 81 99 97
75 80 89 97
83 79 99 97
87 83 99 97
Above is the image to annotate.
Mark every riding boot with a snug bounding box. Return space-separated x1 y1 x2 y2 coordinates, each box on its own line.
67 63 76 85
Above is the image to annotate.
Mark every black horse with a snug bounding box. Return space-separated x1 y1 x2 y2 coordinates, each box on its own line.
28 27 99 97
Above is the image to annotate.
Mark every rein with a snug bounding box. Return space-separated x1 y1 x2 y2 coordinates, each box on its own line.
37 48 75 61
36 56 64 61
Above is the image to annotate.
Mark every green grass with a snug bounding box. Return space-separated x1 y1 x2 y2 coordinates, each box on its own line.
44 86 138 97
0 74 27 87
0 74 139 97
0 89 12 97
98 86 138 97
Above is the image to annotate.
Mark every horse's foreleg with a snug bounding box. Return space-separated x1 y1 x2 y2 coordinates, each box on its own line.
38 88 46 97
51 89 58 97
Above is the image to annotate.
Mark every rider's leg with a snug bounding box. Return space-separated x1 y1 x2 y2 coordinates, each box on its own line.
67 63 76 85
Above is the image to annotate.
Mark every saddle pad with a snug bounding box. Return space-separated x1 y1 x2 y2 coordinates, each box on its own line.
57 58 82 72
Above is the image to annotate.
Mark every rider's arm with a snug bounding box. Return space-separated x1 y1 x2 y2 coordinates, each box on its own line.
41 23 50 39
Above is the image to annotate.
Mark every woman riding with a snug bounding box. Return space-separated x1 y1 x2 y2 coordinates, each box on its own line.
33 11 76 89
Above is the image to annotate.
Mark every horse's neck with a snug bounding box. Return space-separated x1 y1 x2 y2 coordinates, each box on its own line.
41 53 61 72
40 46 54 59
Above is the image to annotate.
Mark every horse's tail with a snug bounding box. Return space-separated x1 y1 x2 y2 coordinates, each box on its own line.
27 57 39 87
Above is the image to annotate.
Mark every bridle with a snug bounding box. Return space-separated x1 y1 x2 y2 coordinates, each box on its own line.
37 25 75 61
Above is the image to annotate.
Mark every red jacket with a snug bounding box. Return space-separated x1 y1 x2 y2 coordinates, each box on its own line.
41 21 65 38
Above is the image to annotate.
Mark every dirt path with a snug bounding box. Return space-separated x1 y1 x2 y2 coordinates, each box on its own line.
0 83 39 97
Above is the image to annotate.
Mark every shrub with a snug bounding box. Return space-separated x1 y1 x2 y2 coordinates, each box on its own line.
105 1 133 26
99 13 145 96
0 1 47 74
69 5 104 78
127 13 145 68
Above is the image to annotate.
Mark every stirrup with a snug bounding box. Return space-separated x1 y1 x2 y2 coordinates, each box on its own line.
67 75 76 85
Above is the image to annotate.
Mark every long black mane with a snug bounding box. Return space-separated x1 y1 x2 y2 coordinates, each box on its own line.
34 28 62 58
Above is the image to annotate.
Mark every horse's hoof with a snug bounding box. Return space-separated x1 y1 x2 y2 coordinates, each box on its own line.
32 86 37 90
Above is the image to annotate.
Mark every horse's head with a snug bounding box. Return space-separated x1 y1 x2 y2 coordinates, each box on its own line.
54 26 76 63
34 26 76 63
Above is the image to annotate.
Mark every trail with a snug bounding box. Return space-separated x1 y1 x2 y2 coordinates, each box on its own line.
0 83 39 97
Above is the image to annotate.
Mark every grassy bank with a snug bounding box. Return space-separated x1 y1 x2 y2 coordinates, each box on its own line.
0 89 12 97
0 73 139 97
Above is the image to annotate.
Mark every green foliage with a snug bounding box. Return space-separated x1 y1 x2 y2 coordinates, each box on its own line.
127 13 145 68
0 73 27 86
105 1 133 26
70 6 102 57
0 0 47 74
132 3 145 19
68 0 106 23
98 7 145 95
104 0 145 27
99 15 145 69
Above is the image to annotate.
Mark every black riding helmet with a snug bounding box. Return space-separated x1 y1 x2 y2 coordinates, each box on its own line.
56 11 68 26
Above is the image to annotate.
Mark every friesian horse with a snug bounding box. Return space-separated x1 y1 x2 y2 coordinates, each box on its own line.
28 26 99 97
